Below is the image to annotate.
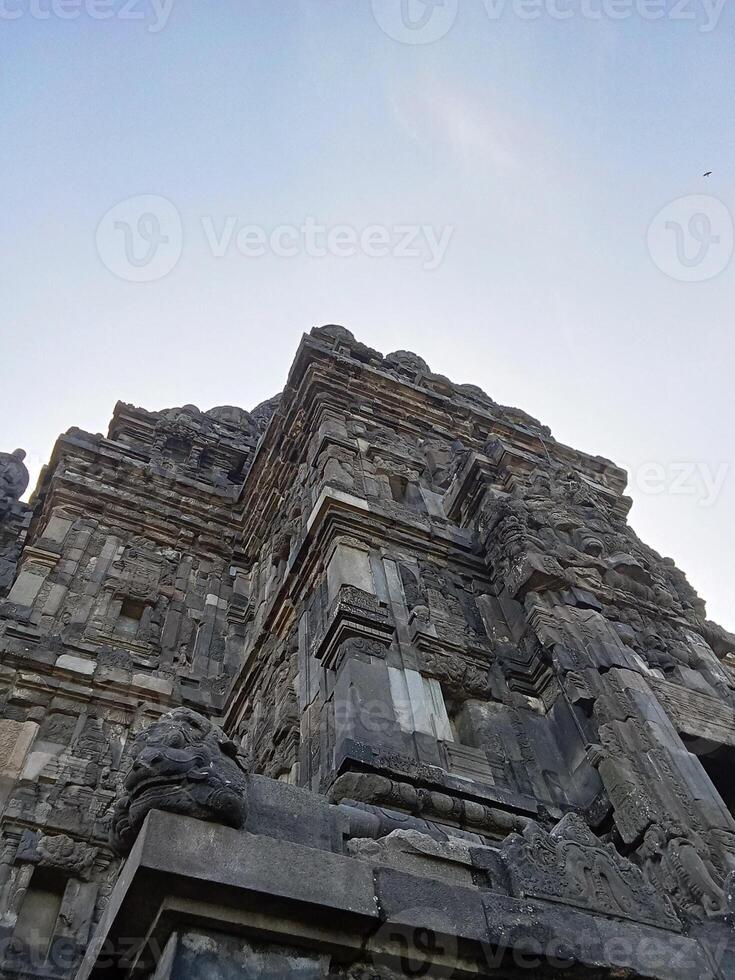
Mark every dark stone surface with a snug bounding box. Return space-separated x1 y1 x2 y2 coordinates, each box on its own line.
165 931 326 980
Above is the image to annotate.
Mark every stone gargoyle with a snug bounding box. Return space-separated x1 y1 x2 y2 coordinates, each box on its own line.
0 448 28 518
110 708 249 855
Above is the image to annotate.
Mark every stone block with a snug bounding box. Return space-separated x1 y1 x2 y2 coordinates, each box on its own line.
348 829 474 885
7 569 46 606
327 541 374 601
131 673 174 697
0 718 38 779
55 654 95 676
245 774 339 852
139 810 378 919
42 583 68 616
44 516 73 544
373 867 488 945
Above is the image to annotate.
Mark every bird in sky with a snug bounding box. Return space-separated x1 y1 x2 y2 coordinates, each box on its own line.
703 171 713 177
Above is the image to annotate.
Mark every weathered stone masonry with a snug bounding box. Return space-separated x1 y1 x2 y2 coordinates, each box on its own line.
1 326 735 979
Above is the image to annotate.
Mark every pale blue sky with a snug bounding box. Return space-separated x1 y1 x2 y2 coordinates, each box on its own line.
1 0 733 628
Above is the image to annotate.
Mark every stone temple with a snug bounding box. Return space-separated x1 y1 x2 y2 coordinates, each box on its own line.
1 325 734 980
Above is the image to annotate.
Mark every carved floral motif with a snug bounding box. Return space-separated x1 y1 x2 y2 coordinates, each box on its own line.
499 813 681 929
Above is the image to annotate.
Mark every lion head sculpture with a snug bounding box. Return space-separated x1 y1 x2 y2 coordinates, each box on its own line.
111 708 249 855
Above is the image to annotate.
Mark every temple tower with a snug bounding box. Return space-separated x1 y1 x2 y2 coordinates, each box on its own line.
1 326 734 979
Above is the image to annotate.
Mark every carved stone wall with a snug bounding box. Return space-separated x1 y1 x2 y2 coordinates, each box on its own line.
2 327 735 979
0 400 276 978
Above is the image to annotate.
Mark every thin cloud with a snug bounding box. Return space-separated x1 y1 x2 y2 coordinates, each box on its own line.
388 79 523 173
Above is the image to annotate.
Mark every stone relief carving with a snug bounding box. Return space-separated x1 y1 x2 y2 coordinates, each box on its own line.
499 813 681 929
16 832 97 880
329 772 529 840
638 822 735 920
